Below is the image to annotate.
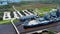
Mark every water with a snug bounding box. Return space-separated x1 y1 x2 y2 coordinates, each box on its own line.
0 0 21 2
9 0 21 2
0 0 21 5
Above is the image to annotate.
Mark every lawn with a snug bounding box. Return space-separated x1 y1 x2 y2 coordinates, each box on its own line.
14 4 56 16
0 18 20 24
35 6 55 17
0 20 11 24
0 19 19 24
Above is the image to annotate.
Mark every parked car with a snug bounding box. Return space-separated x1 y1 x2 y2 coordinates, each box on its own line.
19 15 38 22
24 17 50 28
20 9 60 28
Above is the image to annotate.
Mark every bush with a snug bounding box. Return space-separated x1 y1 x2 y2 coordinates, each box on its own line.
48 30 55 34
0 16 3 20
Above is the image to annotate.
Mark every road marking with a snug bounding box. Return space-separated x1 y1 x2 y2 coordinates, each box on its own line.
11 18 20 34
3 12 11 20
22 10 29 16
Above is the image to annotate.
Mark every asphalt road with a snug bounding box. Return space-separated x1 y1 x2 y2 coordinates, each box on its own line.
0 22 60 34
0 24 16 34
22 22 60 33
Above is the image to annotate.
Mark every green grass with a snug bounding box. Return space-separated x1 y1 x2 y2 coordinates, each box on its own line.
15 4 55 16
48 31 55 34
0 20 18 25
0 20 11 24
13 19 19 23
42 30 55 34
35 7 55 17
0 19 19 24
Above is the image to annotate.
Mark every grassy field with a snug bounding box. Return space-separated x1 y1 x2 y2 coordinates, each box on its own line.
35 7 55 16
14 4 56 10
14 4 56 16
0 4 56 24
0 20 11 24
0 19 19 25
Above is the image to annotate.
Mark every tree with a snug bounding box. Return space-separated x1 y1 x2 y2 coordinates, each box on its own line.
0 16 3 20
